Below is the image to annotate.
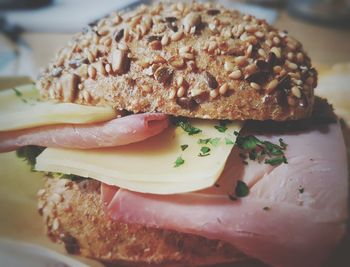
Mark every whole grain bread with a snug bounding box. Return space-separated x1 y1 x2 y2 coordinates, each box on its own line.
37 1 317 121
38 177 266 267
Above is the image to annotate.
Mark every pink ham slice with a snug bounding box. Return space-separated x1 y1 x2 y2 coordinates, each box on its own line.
102 121 348 267
0 113 169 152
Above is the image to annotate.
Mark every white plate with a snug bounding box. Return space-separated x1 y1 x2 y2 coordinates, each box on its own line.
0 239 89 267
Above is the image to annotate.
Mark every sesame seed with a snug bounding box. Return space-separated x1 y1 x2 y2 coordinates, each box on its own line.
235 56 247 67
83 90 91 102
273 36 280 45
161 35 170 46
105 63 111 73
118 42 128 51
177 86 186 98
52 218 60 231
245 25 257 33
88 65 96 79
296 52 304 63
250 82 261 90
273 65 282 74
179 46 191 54
169 89 176 99
37 189 46 197
287 52 294 61
255 31 264 38
182 52 194 60
97 28 109 36
245 64 257 75
270 47 281 58
208 41 218 53
287 61 298 70
224 61 235 72
78 83 84 90
177 76 184 87
103 37 112 47
258 48 267 58
291 86 302 98
265 39 273 47
246 44 253 56
171 30 184 42
219 83 228 95
229 69 242 79
210 89 219 99
265 79 278 93
84 48 95 63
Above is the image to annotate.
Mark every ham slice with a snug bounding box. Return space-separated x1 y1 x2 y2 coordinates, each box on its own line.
0 113 169 152
103 121 348 267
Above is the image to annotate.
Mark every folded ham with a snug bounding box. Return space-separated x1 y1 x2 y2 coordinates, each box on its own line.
102 121 348 267
0 113 169 152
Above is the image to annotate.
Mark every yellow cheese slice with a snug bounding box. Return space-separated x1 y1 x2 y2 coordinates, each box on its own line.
0 84 117 131
36 120 242 194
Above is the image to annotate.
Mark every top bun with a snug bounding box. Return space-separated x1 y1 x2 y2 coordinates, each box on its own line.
37 1 317 121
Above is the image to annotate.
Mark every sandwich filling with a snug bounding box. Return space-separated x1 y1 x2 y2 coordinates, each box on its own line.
0 84 348 267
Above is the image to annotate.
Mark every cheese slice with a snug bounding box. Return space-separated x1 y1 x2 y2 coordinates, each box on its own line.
36 120 242 194
0 84 117 131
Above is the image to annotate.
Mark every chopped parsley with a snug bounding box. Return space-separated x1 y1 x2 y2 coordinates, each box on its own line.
214 121 228 133
235 180 250 197
12 87 29 103
174 156 185 167
16 146 45 171
199 146 211 157
263 206 270 211
265 156 288 166
46 172 81 180
225 138 234 145
234 131 288 166
198 138 211 144
209 137 220 146
180 144 188 151
176 119 202 135
16 146 82 179
298 186 304 194
198 137 220 146
12 88 23 97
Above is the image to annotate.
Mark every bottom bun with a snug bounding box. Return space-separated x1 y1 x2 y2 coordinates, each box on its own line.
38 178 265 267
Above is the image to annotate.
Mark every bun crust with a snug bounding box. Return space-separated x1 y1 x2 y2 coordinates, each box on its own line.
37 2 316 121
37 178 266 266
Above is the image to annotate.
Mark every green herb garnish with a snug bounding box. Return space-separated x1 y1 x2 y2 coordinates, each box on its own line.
214 121 228 133
198 138 220 146
235 180 250 197
199 146 211 157
263 206 270 211
177 120 202 135
209 137 220 146
265 156 288 166
298 186 304 194
16 146 45 171
225 138 234 145
198 138 211 144
180 144 188 151
234 132 288 166
12 88 23 97
47 172 81 180
174 156 185 167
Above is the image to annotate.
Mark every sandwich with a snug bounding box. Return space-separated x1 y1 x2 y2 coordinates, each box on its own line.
0 2 348 267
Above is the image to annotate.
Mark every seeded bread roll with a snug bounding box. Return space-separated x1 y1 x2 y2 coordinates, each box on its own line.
37 1 317 121
38 178 265 267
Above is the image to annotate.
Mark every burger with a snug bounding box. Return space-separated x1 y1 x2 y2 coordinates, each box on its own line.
0 2 348 267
